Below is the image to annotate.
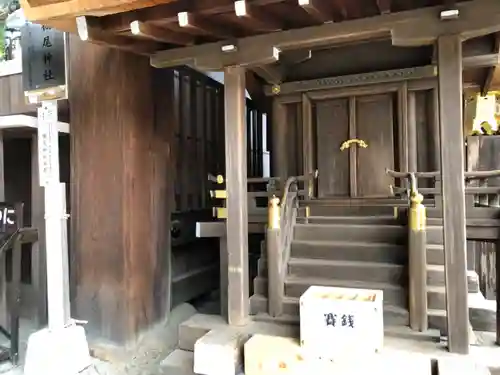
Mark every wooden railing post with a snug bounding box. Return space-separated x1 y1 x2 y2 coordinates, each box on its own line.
267 195 282 317
408 190 428 331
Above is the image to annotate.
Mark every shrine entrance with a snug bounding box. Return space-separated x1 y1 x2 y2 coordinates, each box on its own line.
315 89 398 199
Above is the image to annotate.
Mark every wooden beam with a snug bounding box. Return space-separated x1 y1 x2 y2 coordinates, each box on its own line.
437 34 469 354
152 0 500 69
280 49 312 65
24 0 66 6
234 0 284 31
76 16 163 55
298 0 333 24
252 64 283 85
20 0 178 24
178 11 234 39
462 53 500 70
482 33 500 96
224 66 249 326
264 65 435 95
152 42 280 71
130 20 194 45
376 0 391 14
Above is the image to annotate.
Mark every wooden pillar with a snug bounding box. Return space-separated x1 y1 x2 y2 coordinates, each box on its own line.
68 37 172 344
31 134 47 327
272 100 287 182
224 66 249 326
437 35 469 354
408 91 417 172
398 83 409 173
301 94 314 178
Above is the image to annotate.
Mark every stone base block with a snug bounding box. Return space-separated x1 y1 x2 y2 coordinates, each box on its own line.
194 327 249 375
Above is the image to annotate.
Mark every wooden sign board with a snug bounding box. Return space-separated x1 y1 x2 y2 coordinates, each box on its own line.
20 22 68 103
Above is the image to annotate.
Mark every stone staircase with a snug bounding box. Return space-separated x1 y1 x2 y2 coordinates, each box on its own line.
249 202 481 333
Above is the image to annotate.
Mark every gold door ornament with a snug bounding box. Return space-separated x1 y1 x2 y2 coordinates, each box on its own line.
340 139 368 151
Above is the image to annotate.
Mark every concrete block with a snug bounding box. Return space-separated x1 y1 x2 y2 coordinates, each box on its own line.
160 349 195 375
244 334 305 375
438 357 491 375
194 327 249 375
244 334 432 375
179 313 226 351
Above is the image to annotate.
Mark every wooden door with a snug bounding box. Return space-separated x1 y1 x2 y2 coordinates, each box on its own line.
315 92 395 198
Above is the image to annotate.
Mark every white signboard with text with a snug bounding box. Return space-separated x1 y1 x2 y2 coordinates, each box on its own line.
37 101 60 187
299 285 383 362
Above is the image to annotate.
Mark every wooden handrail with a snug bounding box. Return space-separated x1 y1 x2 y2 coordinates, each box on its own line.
266 171 318 317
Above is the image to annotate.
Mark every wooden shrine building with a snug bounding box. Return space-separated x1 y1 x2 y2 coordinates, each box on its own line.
17 0 500 357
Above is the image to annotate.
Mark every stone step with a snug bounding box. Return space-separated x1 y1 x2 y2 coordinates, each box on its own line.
294 223 406 244
302 204 399 217
257 243 446 277
296 215 402 226
288 258 406 285
254 276 406 307
249 295 410 326
427 264 480 292
294 223 443 245
253 277 455 311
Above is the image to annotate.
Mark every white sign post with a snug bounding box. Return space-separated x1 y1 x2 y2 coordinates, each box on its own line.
23 103 91 375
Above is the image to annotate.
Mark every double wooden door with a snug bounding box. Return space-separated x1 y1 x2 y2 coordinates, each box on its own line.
315 93 396 198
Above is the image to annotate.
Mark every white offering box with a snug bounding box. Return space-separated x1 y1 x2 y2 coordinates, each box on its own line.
299 285 383 362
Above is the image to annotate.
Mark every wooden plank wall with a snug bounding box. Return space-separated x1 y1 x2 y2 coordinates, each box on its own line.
168 68 266 308
0 74 37 116
467 135 500 300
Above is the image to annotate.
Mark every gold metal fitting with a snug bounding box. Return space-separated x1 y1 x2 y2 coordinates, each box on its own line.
340 139 368 151
268 195 281 229
216 175 224 184
210 190 227 199
212 207 227 219
271 85 281 95
409 192 426 231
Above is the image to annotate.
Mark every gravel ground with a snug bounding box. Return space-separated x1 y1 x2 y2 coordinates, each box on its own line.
0 303 197 375
82 303 197 375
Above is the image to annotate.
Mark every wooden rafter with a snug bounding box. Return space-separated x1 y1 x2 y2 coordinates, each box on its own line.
234 0 284 31
151 0 500 68
481 32 500 96
77 16 163 55
297 0 333 24
130 21 194 45
97 0 287 33
177 11 234 39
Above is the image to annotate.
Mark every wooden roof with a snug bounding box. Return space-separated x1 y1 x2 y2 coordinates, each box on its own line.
31 0 469 54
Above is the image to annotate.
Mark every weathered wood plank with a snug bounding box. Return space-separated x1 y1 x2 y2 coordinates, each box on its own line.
224 66 249 326
356 93 395 197
68 37 172 343
437 34 469 354
316 98 349 197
